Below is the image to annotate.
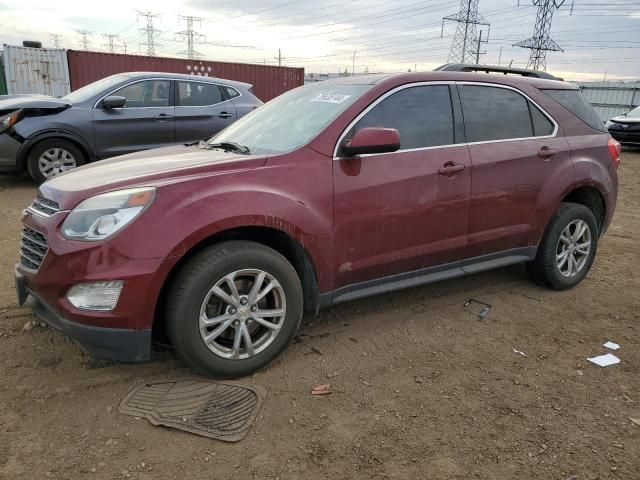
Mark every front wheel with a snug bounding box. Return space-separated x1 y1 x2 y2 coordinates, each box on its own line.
27 138 86 183
527 202 599 290
166 241 303 378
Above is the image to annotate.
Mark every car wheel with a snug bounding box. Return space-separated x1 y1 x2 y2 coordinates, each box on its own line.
166 241 303 378
27 139 86 183
526 202 598 290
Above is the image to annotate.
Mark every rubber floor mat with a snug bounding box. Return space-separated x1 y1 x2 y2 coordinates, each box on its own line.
119 379 266 441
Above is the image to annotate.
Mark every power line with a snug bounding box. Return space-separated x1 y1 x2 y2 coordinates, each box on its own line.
514 0 566 71
442 0 490 63
176 16 205 59
137 10 161 56
76 30 92 50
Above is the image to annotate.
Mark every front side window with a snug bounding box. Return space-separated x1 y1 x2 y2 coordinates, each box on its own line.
460 85 536 142
113 80 170 108
346 85 454 151
177 81 224 106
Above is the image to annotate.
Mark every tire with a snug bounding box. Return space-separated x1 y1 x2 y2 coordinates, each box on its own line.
166 241 303 378
527 202 599 290
27 138 86 183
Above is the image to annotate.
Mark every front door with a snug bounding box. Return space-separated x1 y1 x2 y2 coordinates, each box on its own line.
458 83 574 259
93 79 175 158
333 84 471 289
174 80 238 143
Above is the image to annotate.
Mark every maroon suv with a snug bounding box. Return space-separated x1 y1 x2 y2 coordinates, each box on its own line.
16 66 621 377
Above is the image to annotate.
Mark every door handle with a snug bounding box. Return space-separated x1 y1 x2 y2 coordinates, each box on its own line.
154 114 173 122
438 163 466 175
538 146 558 159
218 112 233 119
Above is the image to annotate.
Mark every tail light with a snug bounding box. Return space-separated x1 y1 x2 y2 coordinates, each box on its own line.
608 137 621 169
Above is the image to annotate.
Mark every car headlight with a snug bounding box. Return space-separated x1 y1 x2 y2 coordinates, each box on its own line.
605 120 613 128
61 187 156 241
0 110 21 133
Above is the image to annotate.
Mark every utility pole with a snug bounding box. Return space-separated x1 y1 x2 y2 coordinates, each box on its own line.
352 51 356 75
274 49 287 66
514 0 565 71
137 10 161 56
442 0 490 64
498 45 503 65
102 34 121 53
76 30 92 51
50 34 62 48
122 41 128 55
176 16 205 59
472 29 487 64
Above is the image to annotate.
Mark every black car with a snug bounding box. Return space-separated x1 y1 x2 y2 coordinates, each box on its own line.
606 106 640 147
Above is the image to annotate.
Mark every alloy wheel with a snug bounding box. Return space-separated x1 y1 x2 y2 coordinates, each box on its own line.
556 219 592 277
198 269 286 360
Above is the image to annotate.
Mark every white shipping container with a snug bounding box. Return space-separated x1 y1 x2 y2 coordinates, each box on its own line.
3 44 70 97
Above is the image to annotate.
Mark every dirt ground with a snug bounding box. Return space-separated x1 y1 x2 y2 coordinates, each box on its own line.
0 151 639 480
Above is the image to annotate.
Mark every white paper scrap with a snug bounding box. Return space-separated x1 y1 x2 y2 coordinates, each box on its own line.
587 353 620 367
603 341 620 350
311 93 351 104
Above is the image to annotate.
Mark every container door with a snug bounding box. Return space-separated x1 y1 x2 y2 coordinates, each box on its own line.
93 79 176 158
174 80 237 143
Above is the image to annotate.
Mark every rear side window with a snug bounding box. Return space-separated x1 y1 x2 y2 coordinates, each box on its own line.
460 85 534 142
542 89 606 132
529 102 555 136
177 81 224 106
349 85 454 150
223 86 240 99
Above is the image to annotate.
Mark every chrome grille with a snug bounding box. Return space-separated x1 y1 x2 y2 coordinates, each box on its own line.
20 227 48 270
29 195 60 216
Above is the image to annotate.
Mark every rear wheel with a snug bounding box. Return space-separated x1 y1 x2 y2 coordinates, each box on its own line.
527 202 598 290
166 241 303 378
27 138 85 183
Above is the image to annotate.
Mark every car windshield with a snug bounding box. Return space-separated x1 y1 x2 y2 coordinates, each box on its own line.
627 106 640 118
62 75 130 103
209 83 372 155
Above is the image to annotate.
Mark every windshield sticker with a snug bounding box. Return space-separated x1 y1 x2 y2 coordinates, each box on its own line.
311 93 351 104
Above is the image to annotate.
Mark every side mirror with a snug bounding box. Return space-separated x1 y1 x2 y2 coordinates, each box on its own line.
342 127 400 157
102 96 126 109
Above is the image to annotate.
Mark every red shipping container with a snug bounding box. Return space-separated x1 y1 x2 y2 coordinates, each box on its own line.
66 50 304 102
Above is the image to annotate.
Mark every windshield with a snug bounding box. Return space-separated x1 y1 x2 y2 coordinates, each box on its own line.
627 106 640 118
62 74 130 103
209 83 371 155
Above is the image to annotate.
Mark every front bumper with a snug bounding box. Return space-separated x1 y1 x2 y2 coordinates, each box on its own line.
608 129 640 146
17 269 151 361
16 207 179 362
0 133 21 172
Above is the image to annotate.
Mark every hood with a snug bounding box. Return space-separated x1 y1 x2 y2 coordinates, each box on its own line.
609 115 640 124
0 94 71 114
40 144 267 209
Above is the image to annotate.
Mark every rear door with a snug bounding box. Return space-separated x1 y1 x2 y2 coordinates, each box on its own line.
174 80 238 143
333 83 471 288
459 83 573 259
93 79 175 158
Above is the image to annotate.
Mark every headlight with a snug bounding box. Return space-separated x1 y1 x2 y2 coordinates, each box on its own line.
605 120 613 128
0 110 22 133
61 187 156 241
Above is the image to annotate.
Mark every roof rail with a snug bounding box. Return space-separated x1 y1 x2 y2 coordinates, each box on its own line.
434 63 562 81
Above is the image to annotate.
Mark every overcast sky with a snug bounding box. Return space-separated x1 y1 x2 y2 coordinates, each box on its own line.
1 0 639 81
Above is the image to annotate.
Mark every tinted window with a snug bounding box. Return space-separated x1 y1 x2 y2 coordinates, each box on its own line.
178 82 223 106
223 86 240 99
461 85 533 142
114 80 170 108
348 85 454 150
529 101 555 136
542 89 606 132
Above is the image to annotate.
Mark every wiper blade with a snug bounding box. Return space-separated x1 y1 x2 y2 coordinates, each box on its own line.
200 141 250 154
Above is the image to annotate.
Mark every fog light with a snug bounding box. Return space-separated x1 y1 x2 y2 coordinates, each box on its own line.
66 281 124 311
